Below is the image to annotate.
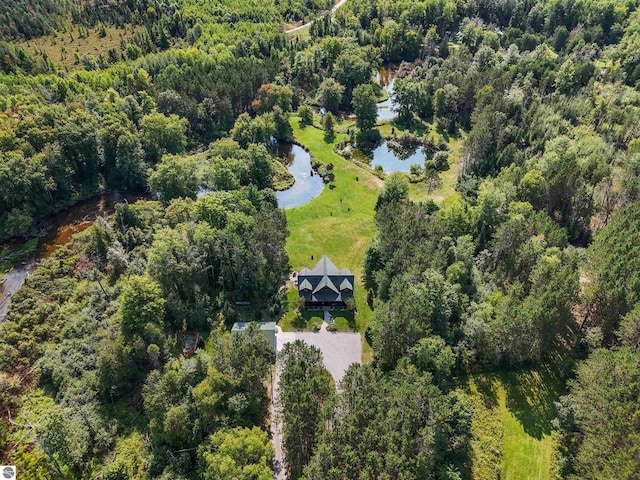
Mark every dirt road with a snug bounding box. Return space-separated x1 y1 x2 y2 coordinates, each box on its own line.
285 0 349 34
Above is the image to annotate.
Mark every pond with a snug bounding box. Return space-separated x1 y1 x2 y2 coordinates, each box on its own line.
377 66 398 122
357 140 427 173
275 142 325 209
1 142 324 321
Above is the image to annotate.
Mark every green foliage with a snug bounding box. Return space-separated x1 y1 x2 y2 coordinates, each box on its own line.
370 269 460 369
278 340 333 479
409 335 455 385
322 111 335 135
148 153 201 203
198 427 273 480
141 112 188 164
560 347 640 479
119 275 166 337
304 362 472 480
586 202 640 340
4 0 640 477
254 83 293 113
377 171 409 205
297 105 314 126
316 78 344 113
352 83 377 131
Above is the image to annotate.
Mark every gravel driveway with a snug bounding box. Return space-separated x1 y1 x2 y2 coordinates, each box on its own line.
271 326 362 479
286 330 361 384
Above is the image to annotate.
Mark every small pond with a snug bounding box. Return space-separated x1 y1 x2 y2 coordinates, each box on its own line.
377 66 397 122
275 142 325 209
357 141 427 173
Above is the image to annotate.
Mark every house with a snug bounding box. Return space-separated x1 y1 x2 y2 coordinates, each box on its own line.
297 255 354 307
231 321 277 351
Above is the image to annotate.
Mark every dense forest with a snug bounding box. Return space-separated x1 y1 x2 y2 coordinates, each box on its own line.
1 0 640 478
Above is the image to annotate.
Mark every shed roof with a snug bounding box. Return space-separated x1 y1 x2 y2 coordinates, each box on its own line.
231 321 277 333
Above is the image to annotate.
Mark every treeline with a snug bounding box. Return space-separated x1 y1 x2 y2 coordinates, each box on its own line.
0 47 289 241
0 0 178 41
0 164 288 477
361 175 640 479
278 340 472 480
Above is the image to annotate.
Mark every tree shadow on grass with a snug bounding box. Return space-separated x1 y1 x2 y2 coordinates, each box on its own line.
500 368 563 440
473 373 500 409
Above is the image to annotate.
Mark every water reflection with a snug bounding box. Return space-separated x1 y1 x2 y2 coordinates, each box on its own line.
0 191 147 322
275 143 325 209
35 192 148 258
377 66 397 122
359 141 426 173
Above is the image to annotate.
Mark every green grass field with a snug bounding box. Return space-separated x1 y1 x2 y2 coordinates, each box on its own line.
464 369 562 480
285 119 562 480
280 118 382 359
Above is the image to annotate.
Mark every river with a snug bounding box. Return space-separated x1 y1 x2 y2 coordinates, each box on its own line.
0 141 324 321
0 191 147 322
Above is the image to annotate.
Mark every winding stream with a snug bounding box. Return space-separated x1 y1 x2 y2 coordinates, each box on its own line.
0 142 324 321
0 192 146 322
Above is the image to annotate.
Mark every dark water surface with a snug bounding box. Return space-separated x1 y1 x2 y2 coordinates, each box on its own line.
275 143 325 209
35 192 148 258
0 191 146 321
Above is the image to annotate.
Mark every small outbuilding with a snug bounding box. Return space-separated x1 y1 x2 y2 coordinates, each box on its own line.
231 321 277 351
297 255 354 307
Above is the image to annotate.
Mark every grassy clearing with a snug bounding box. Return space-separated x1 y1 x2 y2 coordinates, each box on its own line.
19 24 143 71
463 369 562 480
280 117 382 359
286 24 311 41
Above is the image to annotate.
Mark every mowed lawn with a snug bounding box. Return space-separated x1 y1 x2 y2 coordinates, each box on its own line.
284 117 563 476
464 369 562 480
281 118 383 359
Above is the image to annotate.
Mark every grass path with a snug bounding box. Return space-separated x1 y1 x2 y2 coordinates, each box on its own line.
464 369 562 480
280 118 382 359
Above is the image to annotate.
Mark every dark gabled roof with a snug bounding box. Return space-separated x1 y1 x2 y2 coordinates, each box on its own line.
340 278 353 291
313 275 339 294
299 255 353 277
